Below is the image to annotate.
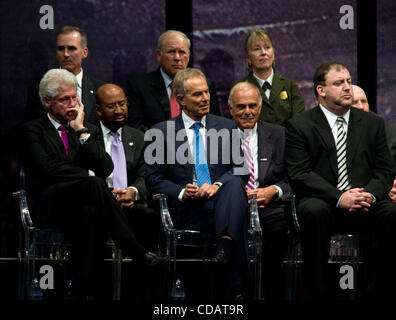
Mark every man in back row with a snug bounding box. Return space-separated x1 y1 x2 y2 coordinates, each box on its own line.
126 30 220 131
25 25 104 124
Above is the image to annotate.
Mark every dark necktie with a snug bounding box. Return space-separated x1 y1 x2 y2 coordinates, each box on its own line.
110 131 128 190
262 81 271 91
170 82 181 118
58 124 69 156
193 122 211 187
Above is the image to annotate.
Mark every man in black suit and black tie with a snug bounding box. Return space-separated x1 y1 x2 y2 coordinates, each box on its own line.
285 61 396 299
24 25 104 124
228 81 292 300
19 69 165 299
126 30 220 131
95 83 160 252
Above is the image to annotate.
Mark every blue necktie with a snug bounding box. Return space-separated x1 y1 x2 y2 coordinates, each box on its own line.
193 122 211 187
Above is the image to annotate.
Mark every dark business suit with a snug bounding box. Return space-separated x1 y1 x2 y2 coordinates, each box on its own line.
24 74 105 124
126 69 221 131
243 72 305 126
285 106 396 299
18 115 146 297
145 113 250 290
99 123 160 251
252 120 292 299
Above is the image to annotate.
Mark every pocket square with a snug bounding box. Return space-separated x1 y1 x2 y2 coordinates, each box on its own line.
260 158 268 161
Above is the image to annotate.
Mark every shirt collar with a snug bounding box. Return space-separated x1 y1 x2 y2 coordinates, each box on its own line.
238 123 258 140
100 121 122 137
75 69 83 88
252 68 274 87
319 104 350 128
181 111 207 129
47 113 66 130
160 68 173 89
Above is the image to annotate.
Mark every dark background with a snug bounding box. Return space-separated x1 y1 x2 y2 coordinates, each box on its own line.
0 0 394 257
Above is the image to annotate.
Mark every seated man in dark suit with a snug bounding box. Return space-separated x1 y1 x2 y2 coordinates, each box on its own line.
350 84 396 202
24 25 104 124
285 61 396 299
19 69 165 299
95 83 160 252
126 30 221 131
145 68 250 299
228 81 292 300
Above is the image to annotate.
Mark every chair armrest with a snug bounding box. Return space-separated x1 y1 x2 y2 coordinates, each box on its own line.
152 193 175 232
248 194 262 233
281 193 300 234
12 189 34 231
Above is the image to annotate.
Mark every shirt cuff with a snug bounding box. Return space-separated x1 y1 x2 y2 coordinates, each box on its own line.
178 188 185 202
272 185 283 199
128 186 139 201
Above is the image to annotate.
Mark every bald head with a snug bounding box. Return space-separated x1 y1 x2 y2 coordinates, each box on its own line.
351 85 370 112
96 84 128 131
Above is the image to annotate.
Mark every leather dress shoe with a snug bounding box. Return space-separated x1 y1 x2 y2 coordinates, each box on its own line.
144 252 169 267
213 249 229 265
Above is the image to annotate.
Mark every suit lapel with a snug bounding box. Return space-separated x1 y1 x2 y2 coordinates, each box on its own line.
81 75 96 122
174 116 193 179
346 108 363 167
42 116 70 161
247 73 270 106
311 107 338 176
269 73 282 106
257 121 272 182
150 69 171 119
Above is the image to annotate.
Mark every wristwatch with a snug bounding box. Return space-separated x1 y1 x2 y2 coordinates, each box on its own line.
75 127 89 136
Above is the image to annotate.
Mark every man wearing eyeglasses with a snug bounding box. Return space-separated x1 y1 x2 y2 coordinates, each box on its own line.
18 69 166 300
95 83 160 255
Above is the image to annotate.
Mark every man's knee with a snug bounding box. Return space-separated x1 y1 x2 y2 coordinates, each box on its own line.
299 198 331 225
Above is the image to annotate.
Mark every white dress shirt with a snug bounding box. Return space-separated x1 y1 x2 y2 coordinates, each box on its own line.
75 69 83 101
100 122 139 199
240 123 283 198
252 68 274 100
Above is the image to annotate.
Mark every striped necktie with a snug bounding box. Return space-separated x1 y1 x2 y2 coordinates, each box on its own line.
243 130 255 190
336 117 351 190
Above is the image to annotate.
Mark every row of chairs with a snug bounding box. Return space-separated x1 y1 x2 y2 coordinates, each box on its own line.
12 168 362 300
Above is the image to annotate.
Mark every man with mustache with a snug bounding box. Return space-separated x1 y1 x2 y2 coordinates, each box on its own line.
228 81 292 300
285 61 396 299
25 25 104 124
126 30 220 131
95 83 160 253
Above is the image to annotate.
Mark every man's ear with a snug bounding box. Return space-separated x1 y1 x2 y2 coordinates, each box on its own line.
176 94 185 106
156 49 161 63
316 85 325 98
82 47 88 59
95 104 102 117
43 96 51 109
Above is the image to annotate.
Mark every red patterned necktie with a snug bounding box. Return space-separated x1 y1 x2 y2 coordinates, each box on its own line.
170 81 181 118
58 124 69 156
243 131 255 190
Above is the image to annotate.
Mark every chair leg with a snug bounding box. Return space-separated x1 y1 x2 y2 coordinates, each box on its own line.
111 244 122 300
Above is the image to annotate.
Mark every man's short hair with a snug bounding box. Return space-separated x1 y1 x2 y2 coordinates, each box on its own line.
157 30 191 51
57 25 87 48
173 68 206 97
313 61 348 97
39 69 77 105
228 81 262 108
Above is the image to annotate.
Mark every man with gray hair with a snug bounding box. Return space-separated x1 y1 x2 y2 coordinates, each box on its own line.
25 25 104 123
126 30 220 131
145 68 250 299
228 81 291 300
19 68 166 299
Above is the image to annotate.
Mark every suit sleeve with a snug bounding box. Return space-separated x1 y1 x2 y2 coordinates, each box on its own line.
19 121 113 183
285 119 343 205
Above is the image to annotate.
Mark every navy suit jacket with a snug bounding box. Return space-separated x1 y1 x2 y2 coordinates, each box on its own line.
145 113 246 210
126 68 221 131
